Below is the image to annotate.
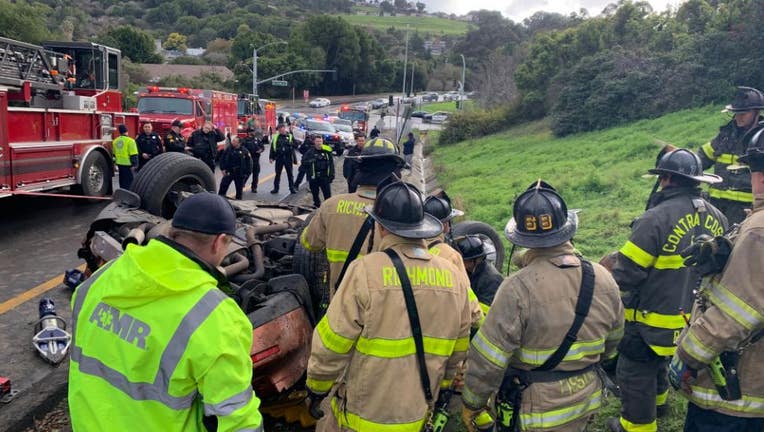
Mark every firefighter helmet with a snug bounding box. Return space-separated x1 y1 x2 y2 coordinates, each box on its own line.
347 137 405 167
455 235 487 260
648 148 722 184
424 196 464 222
365 182 442 239
739 125 764 172
504 180 578 248
724 86 764 112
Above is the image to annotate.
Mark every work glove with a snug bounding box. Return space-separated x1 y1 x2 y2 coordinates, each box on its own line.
681 234 732 277
668 354 697 394
305 389 326 420
461 406 494 432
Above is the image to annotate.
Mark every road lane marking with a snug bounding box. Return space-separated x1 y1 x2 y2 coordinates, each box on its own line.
0 264 85 315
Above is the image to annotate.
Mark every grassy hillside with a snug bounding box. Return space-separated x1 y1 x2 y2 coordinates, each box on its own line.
337 13 470 35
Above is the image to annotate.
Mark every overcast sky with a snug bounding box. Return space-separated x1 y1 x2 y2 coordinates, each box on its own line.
424 0 686 22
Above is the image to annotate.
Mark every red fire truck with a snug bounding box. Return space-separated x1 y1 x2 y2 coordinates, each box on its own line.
136 87 238 146
0 37 139 199
236 94 277 137
338 105 369 136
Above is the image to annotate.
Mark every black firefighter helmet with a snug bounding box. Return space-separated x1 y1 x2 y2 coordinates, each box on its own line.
347 137 406 168
739 126 764 172
424 195 464 222
724 86 764 113
455 235 487 260
365 181 442 239
648 148 722 184
504 180 578 249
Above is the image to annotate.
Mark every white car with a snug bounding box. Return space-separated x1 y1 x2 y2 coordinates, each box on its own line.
309 98 331 108
430 111 450 124
331 120 355 146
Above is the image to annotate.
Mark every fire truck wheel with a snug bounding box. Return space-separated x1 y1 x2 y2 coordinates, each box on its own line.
80 151 111 197
294 214 330 320
131 153 216 218
452 220 505 272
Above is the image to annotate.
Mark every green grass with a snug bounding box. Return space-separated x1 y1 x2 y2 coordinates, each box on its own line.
433 105 732 431
421 100 474 113
337 13 470 35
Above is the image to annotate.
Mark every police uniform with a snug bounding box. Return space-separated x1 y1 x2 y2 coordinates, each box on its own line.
306 182 472 432
164 129 186 153
269 131 297 193
242 132 265 192
218 145 253 200
136 130 164 169
343 144 363 193
187 127 225 172
611 150 728 432
112 130 138 190
69 193 263 432
303 143 335 207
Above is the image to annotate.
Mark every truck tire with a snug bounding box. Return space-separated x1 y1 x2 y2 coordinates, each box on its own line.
80 151 111 197
130 153 215 218
293 215 330 319
452 221 505 271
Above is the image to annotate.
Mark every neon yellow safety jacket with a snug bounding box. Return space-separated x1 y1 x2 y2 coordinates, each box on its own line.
112 135 138 167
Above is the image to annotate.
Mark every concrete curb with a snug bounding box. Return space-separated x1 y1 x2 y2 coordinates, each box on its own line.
0 364 69 432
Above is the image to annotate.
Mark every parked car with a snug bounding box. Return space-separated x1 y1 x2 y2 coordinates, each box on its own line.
370 98 387 109
421 92 439 102
331 121 355 147
351 102 370 111
411 110 427 118
309 98 331 108
442 92 460 102
293 119 344 154
423 111 450 124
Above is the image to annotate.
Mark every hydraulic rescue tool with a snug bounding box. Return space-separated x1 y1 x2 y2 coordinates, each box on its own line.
32 298 72 365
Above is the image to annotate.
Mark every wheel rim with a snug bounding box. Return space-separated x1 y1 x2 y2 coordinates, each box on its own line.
87 161 105 193
160 175 209 218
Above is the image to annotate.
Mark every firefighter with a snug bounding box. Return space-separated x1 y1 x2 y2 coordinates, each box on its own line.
164 119 186 153
343 134 364 193
113 124 138 190
241 127 265 193
136 122 164 170
68 192 264 431
461 180 624 432
455 235 503 315
305 181 472 431
299 137 405 299
218 135 253 200
187 121 225 173
269 123 298 194
424 195 484 328
670 128 764 432
607 149 728 432
302 134 334 208
698 86 764 224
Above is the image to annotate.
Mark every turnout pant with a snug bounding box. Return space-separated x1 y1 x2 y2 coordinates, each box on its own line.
273 158 294 191
709 197 749 226
616 352 669 431
684 402 764 432
309 177 332 207
118 165 134 190
218 173 245 200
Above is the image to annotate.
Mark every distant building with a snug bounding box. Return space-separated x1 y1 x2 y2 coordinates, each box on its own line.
424 39 446 56
138 64 234 83
185 48 205 57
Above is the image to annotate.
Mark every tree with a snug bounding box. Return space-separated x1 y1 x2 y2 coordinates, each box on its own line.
416 2 425 13
472 52 519 108
380 1 394 14
99 26 162 63
0 0 52 44
163 33 188 53
394 0 407 10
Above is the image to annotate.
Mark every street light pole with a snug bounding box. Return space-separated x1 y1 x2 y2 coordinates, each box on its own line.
252 41 287 97
459 54 466 110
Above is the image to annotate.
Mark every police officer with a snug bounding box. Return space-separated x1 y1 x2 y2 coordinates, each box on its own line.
300 137 405 298
462 181 624 432
269 123 298 194
68 193 264 431
218 136 253 200
187 121 225 173
344 134 364 193
164 119 186 153
294 135 314 190
670 129 764 432
302 134 334 208
608 149 728 432
136 122 164 170
113 124 138 190
369 125 380 138
306 181 472 432
698 86 764 224
455 235 503 315
242 128 265 193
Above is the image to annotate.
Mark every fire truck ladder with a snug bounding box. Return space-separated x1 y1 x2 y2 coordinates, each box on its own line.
0 37 62 92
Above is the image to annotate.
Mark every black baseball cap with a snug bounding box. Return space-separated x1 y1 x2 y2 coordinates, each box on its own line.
172 193 241 238
171 119 182 127
118 124 128 134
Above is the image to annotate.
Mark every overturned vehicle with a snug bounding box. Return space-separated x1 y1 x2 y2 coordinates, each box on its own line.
73 152 505 426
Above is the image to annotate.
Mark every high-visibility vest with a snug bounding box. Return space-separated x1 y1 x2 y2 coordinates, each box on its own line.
112 135 138 166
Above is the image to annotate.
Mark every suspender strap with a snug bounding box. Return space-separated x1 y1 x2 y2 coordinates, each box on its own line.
334 215 374 292
534 259 595 372
384 248 433 402
427 239 442 249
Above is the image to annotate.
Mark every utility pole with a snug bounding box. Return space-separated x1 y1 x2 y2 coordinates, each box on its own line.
252 41 287 97
459 54 466 110
410 62 415 96
397 25 410 144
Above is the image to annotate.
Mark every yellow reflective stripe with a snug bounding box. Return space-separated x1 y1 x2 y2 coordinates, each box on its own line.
604 350 618 360
479 302 490 314
705 280 764 331
471 331 510 368
316 318 355 354
306 377 334 393
608 325 624 341
300 229 313 251
624 308 686 329
716 153 739 165
620 241 656 268
461 384 485 409
656 389 668 406
520 390 602 429
355 335 456 358
325 248 349 263
468 287 478 302
619 416 657 432
648 344 676 356
689 384 764 415
440 379 452 389
454 336 470 352
701 142 716 161
680 330 717 365
708 188 753 203
516 339 606 366
654 254 685 269
331 397 425 432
